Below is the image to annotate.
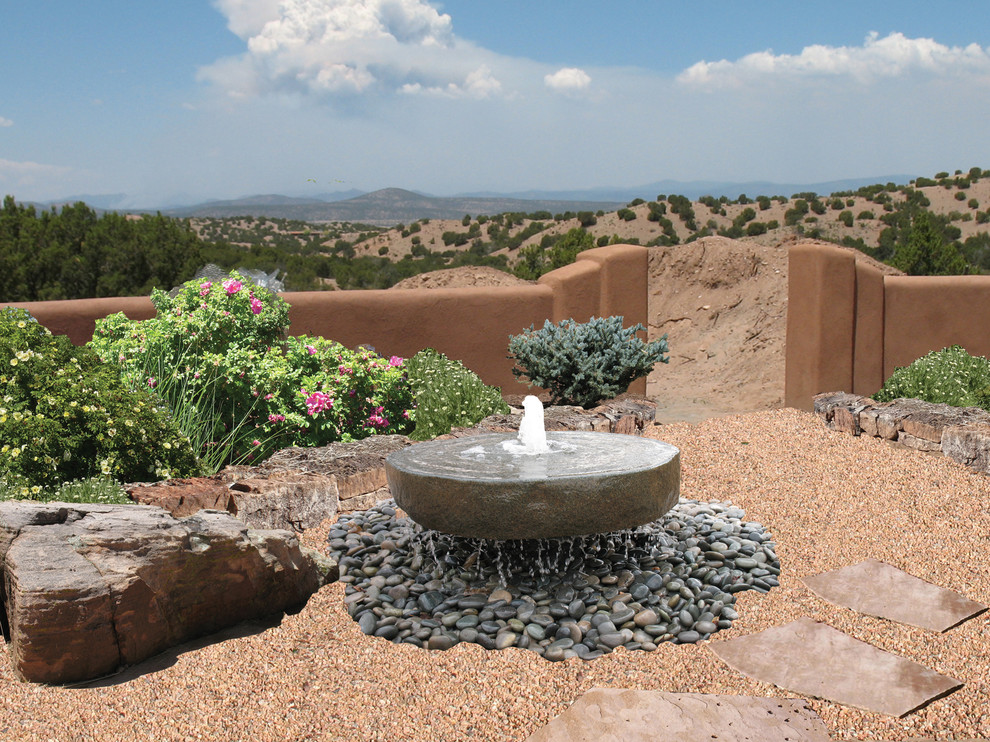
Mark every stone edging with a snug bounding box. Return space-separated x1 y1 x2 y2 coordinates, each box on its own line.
814 391 990 474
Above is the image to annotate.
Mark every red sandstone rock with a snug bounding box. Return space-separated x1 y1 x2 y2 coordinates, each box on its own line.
0 501 335 685
127 477 231 518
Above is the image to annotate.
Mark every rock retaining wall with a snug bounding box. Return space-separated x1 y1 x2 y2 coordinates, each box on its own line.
814 392 990 473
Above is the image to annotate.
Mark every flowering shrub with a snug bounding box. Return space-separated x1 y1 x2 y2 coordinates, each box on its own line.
89 273 414 469
0 308 200 497
874 345 990 410
404 348 509 440
0 475 131 504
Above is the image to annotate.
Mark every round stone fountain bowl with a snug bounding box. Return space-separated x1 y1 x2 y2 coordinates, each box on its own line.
385 432 680 540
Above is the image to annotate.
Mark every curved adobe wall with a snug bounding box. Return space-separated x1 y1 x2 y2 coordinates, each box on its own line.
1 245 650 395
786 242 990 411
3 296 156 344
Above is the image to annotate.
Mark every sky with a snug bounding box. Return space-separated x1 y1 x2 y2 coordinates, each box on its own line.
3 0 990 207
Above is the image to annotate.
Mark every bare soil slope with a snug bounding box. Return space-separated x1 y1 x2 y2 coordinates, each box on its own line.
645 236 788 422
390 266 533 289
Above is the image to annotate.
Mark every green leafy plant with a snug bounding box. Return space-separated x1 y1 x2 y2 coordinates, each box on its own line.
89 273 414 470
0 307 200 494
873 345 990 409
507 316 669 408
404 349 509 440
0 475 131 504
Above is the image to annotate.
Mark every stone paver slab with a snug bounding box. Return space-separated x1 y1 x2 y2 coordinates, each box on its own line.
525 688 831 742
802 559 987 632
710 618 962 717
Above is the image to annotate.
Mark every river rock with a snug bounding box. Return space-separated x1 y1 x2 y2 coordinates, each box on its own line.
0 501 335 685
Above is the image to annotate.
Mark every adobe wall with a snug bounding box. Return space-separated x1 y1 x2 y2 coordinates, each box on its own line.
2 244 649 396
786 243 990 411
883 276 990 378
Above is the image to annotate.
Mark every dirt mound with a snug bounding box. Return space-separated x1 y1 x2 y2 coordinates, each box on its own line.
646 236 789 422
390 266 533 289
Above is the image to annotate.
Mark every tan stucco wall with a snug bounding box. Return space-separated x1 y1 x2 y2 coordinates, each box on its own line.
786 242 990 411
2 245 651 397
884 275 990 378
784 244 857 409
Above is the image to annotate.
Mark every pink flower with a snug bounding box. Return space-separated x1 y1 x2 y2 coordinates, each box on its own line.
306 345 316 355
223 279 242 295
264 393 274 400
252 440 261 446
199 281 212 296
305 391 333 416
368 413 389 429
268 413 285 423
147 377 157 389
250 294 263 315
388 355 404 367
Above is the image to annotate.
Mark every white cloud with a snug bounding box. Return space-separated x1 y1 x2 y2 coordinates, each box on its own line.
211 0 281 38
0 116 12 127
201 0 507 99
678 31 990 88
400 64 502 98
544 67 591 92
0 159 75 198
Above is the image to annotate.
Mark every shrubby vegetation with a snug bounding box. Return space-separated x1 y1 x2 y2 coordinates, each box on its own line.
512 227 596 280
404 349 510 440
0 307 200 497
89 273 414 470
508 316 669 408
874 346 990 410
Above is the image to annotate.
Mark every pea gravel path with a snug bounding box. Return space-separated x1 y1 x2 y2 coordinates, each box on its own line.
1 408 989 741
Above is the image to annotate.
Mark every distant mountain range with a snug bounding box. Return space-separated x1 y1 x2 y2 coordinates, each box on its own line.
161 188 625 224
32 174 919 224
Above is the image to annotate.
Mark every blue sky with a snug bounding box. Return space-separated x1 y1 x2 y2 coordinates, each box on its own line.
3 1 990 207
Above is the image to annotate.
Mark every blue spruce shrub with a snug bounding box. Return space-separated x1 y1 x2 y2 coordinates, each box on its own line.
507 315 669 408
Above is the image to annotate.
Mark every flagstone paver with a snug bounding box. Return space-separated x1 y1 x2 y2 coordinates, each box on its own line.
709 617 963 717
524 688 831 742
802 559 987 632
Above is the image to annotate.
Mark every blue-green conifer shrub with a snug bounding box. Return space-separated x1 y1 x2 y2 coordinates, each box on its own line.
507 316 669 408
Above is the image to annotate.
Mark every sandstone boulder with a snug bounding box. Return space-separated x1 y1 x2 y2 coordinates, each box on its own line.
813 392 874 436
942 423 990 473
128 435 413 529
0 501 336 684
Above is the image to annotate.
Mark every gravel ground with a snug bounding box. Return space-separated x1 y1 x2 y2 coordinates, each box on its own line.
2 407 989 741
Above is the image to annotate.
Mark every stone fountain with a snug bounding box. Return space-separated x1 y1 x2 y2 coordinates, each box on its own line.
328 396 781 661
385 396 680 540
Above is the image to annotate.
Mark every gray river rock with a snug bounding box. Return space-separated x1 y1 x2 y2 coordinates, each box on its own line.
328 498 780 662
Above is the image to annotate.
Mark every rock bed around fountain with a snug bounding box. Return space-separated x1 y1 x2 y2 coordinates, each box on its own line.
328 499 780 662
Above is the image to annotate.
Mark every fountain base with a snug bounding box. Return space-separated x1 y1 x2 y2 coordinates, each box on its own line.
385 432 680 540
